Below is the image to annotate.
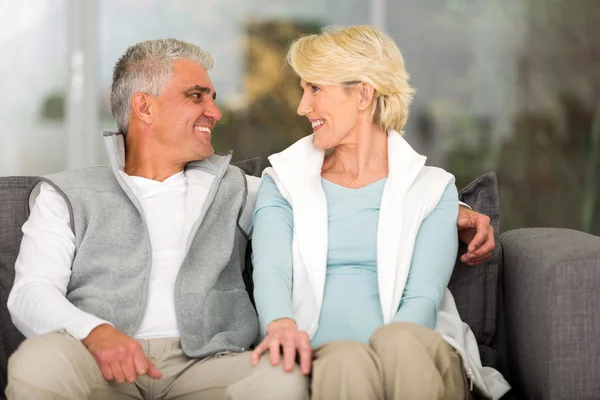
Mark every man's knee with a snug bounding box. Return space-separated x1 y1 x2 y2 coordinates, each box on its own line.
10 331 78 379
228 354 309 400
260 363 309 400
8 330 97 394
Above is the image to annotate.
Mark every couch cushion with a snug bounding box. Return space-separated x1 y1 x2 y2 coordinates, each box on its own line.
501 228 600 400
451 171 501 367
232 157 270 178
0 176 35 395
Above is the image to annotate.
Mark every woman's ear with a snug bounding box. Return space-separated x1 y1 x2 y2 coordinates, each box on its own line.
131 92 154 125
357 82 375 111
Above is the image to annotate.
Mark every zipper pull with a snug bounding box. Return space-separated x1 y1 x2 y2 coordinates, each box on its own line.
468 368 474 391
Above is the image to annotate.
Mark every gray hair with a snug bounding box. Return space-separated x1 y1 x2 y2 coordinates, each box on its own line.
110 38 214 135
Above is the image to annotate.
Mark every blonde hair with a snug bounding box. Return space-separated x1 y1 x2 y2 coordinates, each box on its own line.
287 25 415 133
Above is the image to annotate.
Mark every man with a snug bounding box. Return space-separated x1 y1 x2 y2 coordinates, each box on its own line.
6 39 493 399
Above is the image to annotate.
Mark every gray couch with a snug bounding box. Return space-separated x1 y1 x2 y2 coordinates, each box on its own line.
1 169 599 400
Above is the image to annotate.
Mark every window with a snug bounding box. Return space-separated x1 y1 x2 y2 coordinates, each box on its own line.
4 0 599 233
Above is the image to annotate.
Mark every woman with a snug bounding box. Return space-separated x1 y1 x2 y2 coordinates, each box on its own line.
251 26 510 400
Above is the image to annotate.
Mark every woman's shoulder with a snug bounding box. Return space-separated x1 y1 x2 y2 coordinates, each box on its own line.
412 166 455 191
257 174 279 194
405 166 457 210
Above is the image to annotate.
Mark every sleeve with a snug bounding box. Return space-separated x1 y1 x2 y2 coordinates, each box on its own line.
392 182 459 329
7 182 113 340
251 175 296 335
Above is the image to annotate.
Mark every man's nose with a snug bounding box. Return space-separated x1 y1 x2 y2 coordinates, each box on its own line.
205 100 222 121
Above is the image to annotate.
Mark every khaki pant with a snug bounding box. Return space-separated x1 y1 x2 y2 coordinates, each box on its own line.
312 322 471 400
6 330 309 400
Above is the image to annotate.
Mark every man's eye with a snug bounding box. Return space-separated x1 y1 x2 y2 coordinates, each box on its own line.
192 93 202 99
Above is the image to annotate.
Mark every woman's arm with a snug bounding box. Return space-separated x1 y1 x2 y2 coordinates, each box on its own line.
393 182 459 329
251 175 296 333
251 175 313 375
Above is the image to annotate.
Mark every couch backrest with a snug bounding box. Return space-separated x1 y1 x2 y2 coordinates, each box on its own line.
0 176 35 394
449 244 502 368
452 172 503 369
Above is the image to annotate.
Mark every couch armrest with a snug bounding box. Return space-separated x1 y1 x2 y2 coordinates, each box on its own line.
500 228 600 400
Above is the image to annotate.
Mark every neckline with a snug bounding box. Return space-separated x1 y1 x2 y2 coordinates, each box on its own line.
126 170 186 185
321 177 387 191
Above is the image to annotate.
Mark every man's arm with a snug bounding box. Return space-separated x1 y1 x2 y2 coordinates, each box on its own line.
7 182 161 383
7 182 111 339
457 206 495 265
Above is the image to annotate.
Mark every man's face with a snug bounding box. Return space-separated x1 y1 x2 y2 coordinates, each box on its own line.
151 59 222 163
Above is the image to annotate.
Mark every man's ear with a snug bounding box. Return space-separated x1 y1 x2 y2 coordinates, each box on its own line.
131 92 154 125
357 82 375 111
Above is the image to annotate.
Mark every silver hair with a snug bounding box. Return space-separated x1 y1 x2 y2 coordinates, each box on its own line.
110 38 214 135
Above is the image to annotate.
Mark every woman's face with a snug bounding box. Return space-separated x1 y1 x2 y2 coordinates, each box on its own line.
297 79 360 150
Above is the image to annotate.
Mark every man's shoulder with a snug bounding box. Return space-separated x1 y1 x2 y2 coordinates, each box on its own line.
45 165 112 180
43 166 117 191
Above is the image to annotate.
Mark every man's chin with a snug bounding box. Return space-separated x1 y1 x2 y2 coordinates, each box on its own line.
196 147 215 160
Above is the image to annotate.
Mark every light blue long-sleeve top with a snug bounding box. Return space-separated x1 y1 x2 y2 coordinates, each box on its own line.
252 175 458 347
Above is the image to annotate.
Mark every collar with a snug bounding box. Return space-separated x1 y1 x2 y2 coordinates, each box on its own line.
102 131 232 178
267 131 426 190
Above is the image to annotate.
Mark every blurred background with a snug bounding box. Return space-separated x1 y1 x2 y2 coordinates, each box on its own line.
1 0 599 234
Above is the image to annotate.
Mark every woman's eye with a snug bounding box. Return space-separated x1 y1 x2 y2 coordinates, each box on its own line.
311 85 321 93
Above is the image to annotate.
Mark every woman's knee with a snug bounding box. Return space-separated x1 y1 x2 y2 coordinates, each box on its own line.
312 341 384 400
313 341 382 381
314 340 380 369
370 322 443 351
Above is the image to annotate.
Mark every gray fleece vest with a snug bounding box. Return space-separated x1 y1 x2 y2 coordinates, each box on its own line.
30 152 258 358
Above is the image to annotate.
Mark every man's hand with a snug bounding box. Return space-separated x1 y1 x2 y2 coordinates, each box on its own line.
251 318 312 375
457 206 495 266
82 324 162 383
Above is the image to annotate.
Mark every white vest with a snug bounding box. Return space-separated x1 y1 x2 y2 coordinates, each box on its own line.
263 132 510 400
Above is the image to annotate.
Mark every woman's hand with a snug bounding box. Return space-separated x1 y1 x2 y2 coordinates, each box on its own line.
251 318 312 375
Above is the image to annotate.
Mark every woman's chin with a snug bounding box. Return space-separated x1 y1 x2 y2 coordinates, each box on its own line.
312 136 334 151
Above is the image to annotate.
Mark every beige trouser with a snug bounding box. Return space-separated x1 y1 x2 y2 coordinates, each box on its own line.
311 322 471 400
5 330 309 400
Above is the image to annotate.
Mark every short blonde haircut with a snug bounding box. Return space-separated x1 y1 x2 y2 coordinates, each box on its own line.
287 26 415 133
